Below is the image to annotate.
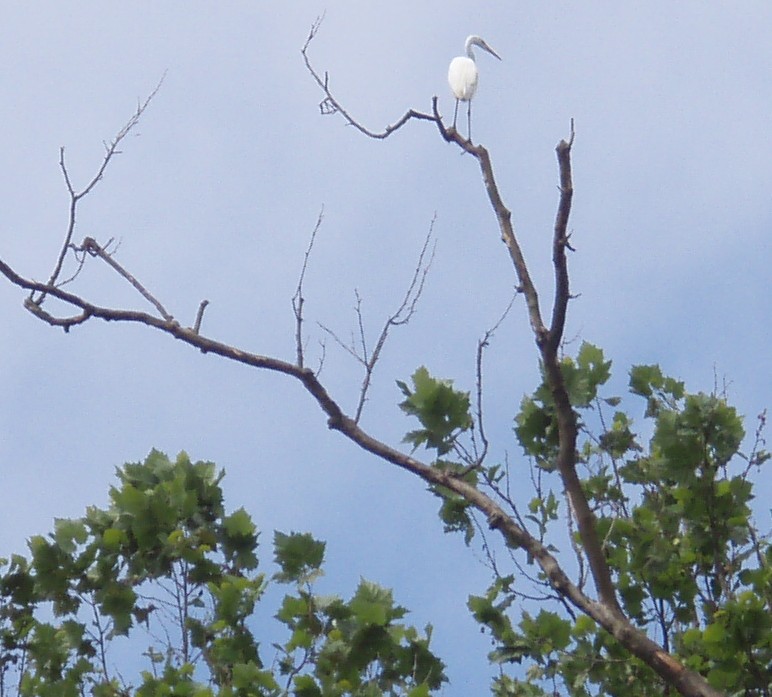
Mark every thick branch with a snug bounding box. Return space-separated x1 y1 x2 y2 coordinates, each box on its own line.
472 144 546 339
540 128 622 614
549 122 575 348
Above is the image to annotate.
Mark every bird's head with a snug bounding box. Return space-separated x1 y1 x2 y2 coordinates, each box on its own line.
465 35 501 61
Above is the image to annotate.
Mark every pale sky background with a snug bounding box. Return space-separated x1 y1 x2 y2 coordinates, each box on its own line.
1 2 770 694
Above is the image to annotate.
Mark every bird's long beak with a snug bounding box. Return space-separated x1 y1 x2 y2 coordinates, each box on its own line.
483 42 502 60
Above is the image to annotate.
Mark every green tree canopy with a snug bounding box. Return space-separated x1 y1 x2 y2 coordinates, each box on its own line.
0 451 446 697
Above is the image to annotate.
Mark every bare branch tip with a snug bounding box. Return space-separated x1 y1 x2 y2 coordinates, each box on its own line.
193 299 209 334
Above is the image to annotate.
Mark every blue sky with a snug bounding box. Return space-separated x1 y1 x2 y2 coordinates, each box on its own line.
1 2 770 693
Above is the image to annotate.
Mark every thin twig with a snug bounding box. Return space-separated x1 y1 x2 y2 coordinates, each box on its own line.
473 294 517 467
193 300 209 334
301 16 437 139
37 75 165 301
353 221 436 422
318 219 435 422
292 207 324 368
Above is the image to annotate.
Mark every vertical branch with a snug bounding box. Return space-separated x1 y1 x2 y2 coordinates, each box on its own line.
548 120 576 349
470 124 621 614
539 125 621 614
292 207 324 369
474 294 516 465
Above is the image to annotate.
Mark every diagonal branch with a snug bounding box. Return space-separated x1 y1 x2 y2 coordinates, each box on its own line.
472 144 546 339
77 237 174 322
0 225 727 697
0 258 640 626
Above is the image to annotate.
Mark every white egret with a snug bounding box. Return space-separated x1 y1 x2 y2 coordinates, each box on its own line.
448 35 501 141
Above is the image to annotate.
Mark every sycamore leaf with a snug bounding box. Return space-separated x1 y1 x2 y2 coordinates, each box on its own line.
273 531 325 583
398 366 472 455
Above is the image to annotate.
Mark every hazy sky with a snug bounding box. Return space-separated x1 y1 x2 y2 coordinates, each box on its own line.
1 3 770 693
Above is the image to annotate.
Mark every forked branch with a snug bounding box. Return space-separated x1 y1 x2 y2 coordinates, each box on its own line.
37 76 165 303
319 219 436 422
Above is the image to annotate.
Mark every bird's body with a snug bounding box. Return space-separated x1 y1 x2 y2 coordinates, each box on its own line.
448 35 501 141
448 55 479 101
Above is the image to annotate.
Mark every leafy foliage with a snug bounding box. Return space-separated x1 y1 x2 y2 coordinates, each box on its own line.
457 345 771 696
397 367 473 456
0 451 445 697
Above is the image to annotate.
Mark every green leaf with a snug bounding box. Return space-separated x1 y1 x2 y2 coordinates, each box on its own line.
273 531 325 583
293 674 322 697
53 519 87 554
350 579 398 626
398 366 472 455
101 527 126 551
224 508 256 538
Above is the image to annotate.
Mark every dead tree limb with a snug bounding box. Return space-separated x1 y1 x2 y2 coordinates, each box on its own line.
301 16 438 139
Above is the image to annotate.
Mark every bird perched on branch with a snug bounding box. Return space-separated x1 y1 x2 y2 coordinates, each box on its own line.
448 35 501 142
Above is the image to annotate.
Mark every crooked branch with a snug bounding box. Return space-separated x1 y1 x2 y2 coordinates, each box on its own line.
302 16 438 139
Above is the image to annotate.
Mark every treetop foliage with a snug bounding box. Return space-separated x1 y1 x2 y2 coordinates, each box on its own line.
0 451 446 697
395 343 770 695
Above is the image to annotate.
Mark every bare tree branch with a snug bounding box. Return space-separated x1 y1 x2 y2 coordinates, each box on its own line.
301 16 438 139
472 294 517 467
352 220 436 422
318 219 435 423
292 207 324 368
36 76 165 303
77 236 174 322
193 299 209 335
549 120 576 347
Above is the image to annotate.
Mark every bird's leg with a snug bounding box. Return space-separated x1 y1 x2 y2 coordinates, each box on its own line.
467 101 472 142
452 99 460 131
